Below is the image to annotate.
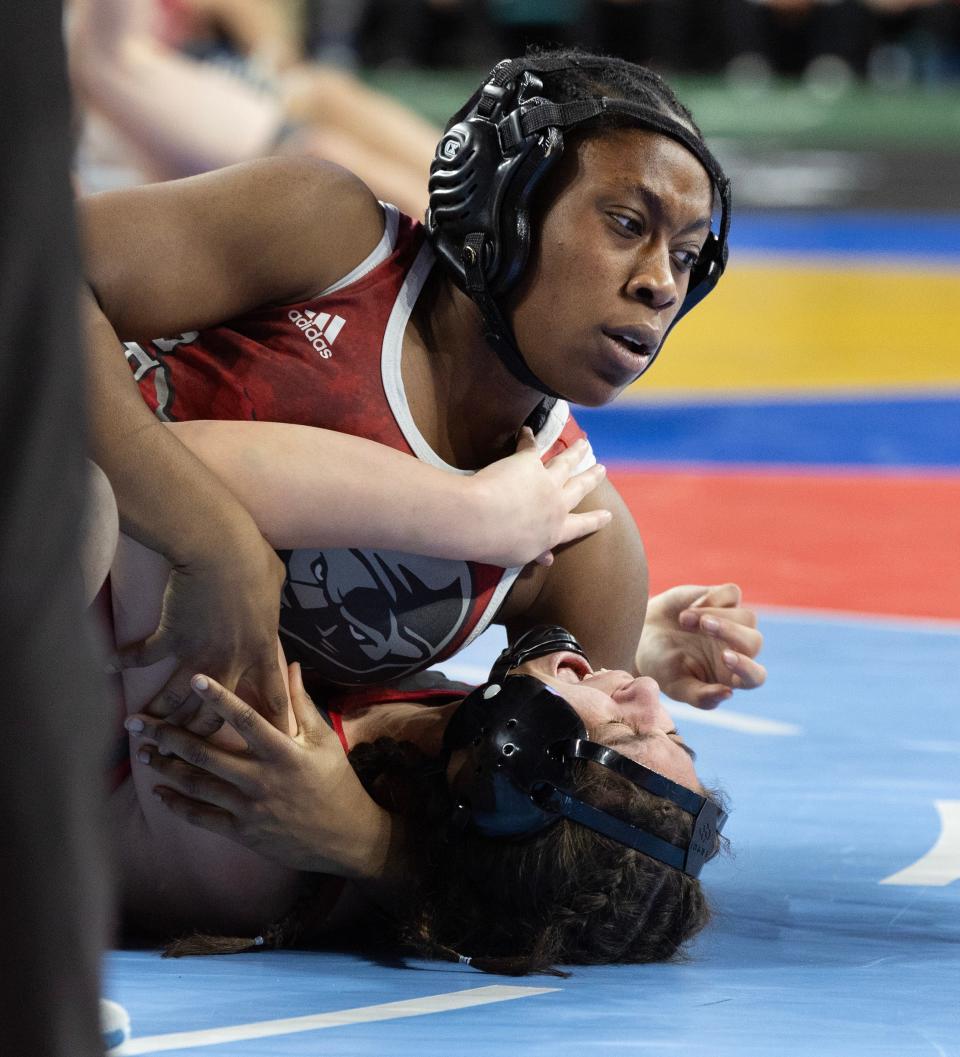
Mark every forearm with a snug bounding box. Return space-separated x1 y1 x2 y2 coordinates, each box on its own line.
84 292 266 564
316 797 411 896
318 795 415 916
165 419 500 560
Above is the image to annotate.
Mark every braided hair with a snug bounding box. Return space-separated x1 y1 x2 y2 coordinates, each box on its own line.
163 734 726 975
521 46 707 145
349 736 725 976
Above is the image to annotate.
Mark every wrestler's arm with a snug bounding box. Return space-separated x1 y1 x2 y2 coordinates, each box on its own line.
166 420 609 568
80 158 385 726
80 156 382 333
501 478 767 706
501 477 648 673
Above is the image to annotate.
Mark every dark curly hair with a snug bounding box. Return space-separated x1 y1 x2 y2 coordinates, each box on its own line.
165 735 727 975
347 736 725 976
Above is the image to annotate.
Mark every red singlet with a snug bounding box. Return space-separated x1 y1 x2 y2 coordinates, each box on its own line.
125 206 590 686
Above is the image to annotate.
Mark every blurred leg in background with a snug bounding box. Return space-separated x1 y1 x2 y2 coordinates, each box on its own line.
69 0 441 214
0 3 112 1055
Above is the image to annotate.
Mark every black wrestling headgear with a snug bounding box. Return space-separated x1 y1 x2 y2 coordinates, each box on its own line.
442 627 727 878
425 54 732 401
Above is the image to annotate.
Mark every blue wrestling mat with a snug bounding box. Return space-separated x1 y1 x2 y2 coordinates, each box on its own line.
105 613 960 1056
104 87 960 1055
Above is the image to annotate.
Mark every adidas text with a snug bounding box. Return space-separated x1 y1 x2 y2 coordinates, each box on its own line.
288 309 345 358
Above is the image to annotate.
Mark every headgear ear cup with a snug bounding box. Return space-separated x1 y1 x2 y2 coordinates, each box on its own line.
427 75 568 298
443 672 727 876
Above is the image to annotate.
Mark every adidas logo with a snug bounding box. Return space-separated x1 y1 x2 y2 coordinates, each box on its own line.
287 308 345 358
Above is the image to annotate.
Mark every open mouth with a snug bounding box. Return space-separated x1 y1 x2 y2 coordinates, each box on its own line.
601 329 656 373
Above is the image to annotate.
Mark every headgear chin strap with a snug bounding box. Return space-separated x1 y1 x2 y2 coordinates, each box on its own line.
442 633 727 878
425 55 732 402
489 623 588 683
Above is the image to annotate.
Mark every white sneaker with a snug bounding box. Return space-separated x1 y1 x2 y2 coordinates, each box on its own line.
100 998 131 1055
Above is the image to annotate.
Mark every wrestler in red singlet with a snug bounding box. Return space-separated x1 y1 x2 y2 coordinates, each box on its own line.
124 207 590 686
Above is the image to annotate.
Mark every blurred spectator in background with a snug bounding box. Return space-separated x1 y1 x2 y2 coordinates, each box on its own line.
343 0 960 86
721 0 870 91
584 0 723 74
67 0 960 208
69 0 440 213
343 0 500 68
723 0 958 88
303 0 368 66
861 0 958 84
487 0 585 52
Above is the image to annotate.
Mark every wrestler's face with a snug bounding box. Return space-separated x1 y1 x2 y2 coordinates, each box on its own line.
507 128 713 407
515 651 699 790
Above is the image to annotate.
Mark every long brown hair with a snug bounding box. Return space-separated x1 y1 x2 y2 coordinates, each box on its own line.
166 736 726 974
349 736 723 975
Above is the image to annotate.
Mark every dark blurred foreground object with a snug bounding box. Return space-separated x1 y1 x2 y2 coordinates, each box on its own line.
0 3 111 1055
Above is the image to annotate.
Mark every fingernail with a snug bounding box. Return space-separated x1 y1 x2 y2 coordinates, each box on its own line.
124 716 144 733
600 510 612 522
192 675 209 692
596 463 606 475
678 611 699 630
136 748 151 765
702 616 720 633
104 660 120 675
723 649 739 667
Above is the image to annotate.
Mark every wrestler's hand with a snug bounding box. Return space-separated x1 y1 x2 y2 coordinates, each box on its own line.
635 583 766 709
110 527 289 731
124 664 397 881
471 429 611 568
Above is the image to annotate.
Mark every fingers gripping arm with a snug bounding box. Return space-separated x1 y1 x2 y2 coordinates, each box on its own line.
126 666 409 887
84 288 289 725
167 421 611 568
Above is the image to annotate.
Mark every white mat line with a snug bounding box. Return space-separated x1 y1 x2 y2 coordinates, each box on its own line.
902 740 960 755
668 701 801 736
123 985 558 1055
880 800 960 887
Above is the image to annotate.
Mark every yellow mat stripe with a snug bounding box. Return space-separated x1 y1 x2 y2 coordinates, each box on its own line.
625 258 960 398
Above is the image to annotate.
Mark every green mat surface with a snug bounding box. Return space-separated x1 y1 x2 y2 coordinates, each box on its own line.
365 69 960 151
